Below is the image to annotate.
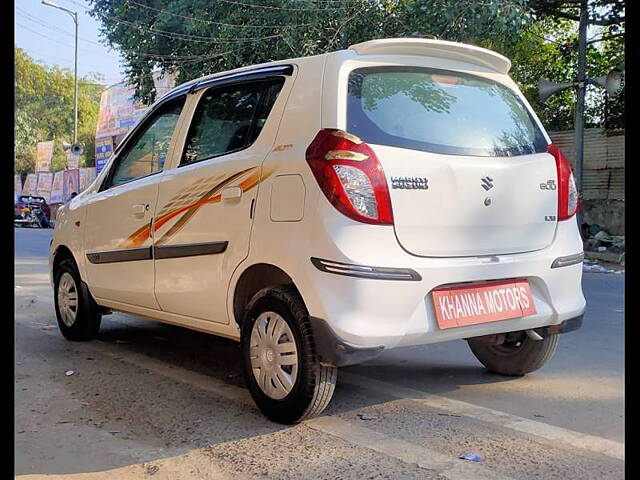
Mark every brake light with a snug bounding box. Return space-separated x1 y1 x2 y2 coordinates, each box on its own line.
547 144 578 220
305 129 393 225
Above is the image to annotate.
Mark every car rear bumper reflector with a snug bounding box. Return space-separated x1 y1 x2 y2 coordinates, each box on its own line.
551 252 584 269
310 257 422 281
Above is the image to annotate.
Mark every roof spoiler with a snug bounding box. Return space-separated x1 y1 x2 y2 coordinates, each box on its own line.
349 38 511 74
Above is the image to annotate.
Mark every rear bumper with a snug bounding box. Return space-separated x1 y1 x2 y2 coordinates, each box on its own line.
300 218 586 351
310 314 584 368
309 316 384 367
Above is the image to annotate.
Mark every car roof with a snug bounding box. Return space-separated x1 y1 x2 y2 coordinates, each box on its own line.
153 38 510 108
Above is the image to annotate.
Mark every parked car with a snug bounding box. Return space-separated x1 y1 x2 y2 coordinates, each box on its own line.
50 38 586 424
15 194 52 228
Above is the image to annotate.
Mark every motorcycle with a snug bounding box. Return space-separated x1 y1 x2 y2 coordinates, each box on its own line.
14 196 52 228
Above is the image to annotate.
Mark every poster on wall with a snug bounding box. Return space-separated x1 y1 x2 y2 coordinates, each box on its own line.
36 141 55 172
36 172 54 202
15 175 22 196
50 171 65 204
94 72 175 140
23 173 38 196
63 169 80 202
81 167 97 189
96 83 148 138
95 137 113 175
153 70 177 99
66 149 80 169
79 168 91 191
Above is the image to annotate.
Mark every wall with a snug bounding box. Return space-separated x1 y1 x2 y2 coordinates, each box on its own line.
548 128 625 235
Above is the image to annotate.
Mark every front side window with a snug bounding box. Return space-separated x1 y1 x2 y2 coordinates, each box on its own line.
181 79 284 166
347 66 548 157
108 98 184 188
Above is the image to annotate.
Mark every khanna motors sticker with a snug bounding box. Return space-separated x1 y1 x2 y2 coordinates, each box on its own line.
432 279 536 329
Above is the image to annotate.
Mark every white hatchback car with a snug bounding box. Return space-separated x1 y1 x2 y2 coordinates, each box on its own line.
50 38 586 424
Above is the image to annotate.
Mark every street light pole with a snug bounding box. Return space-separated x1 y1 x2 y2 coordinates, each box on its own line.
575 0 588 226
41 0 78 144
73 10 78 144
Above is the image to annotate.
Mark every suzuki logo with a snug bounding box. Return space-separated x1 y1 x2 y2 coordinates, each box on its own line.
481 176 494 191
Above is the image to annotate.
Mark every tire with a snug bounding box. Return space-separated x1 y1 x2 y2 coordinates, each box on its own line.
241 286 337 424
53 258 102 341
467 331 559 376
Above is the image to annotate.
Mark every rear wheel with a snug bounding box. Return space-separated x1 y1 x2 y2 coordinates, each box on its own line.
54 258 102 341
467 331 559 376
241 286 337 424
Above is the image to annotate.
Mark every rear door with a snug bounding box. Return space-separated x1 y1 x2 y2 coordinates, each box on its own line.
346 66 558 257
83 97 185 307
153 77 287 323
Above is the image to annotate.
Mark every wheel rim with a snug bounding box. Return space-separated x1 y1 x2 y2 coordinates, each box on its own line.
57 272 78 327
249 311 299 400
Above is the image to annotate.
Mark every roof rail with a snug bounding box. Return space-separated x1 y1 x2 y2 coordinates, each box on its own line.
349 38 511 74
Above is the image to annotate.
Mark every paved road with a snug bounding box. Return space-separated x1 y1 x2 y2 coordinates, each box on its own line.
15 228 625 479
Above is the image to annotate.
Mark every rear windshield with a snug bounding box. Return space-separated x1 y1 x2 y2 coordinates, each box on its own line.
347 66 548 157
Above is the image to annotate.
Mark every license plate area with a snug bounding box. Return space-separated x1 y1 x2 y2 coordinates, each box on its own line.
432 279 537 330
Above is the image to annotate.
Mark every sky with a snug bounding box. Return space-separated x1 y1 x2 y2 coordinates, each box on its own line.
15 0 125 86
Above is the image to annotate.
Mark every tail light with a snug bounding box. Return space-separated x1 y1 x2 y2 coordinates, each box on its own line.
305 129 393 225
547 144 578 220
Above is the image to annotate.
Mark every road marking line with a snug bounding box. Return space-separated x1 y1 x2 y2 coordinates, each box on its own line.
340 371 625 461
307 416 513 480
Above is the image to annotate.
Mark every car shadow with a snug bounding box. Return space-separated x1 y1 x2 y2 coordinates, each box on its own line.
96 313 514 414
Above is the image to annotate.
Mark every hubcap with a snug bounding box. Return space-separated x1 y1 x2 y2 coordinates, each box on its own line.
57 272 78 327
249 312 298 400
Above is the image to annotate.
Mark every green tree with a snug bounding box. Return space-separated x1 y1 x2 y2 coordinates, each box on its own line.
87 0 622 129
88 0 532 104
14 47 104 177
520 0 625 129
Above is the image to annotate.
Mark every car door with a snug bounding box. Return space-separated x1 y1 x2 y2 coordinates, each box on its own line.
83 96 186 308
153 77 287 322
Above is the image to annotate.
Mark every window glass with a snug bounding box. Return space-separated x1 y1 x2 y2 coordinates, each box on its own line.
182 79 284 165
109 99 184 187
248 79 285 145
347 67 548 157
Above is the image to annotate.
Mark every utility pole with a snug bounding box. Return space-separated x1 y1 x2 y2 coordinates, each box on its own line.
575 0 588 225
42 0 79 144
73 9 78 144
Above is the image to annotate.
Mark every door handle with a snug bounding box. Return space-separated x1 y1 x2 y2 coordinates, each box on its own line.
221 187 243 201
132 203 148 216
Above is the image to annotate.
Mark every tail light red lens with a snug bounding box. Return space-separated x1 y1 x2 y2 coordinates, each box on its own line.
548 144 579 220
305 129 394 225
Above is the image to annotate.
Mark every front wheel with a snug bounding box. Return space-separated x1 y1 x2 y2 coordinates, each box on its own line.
467 331 559 376
241 286 337 424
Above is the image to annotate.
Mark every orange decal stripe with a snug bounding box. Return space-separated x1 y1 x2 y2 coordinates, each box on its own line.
122 166 274 248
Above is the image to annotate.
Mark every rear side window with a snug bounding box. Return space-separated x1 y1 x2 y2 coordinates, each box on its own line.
347 66 547 157
181 78 284 165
